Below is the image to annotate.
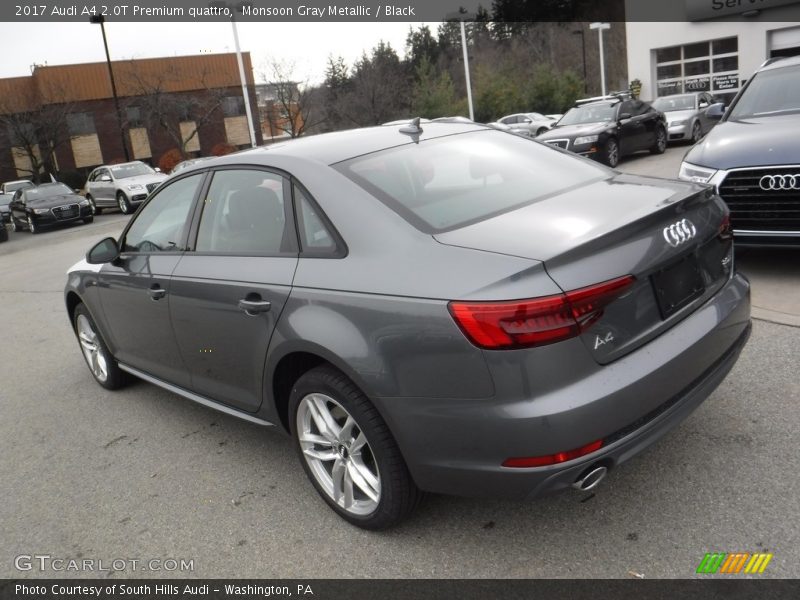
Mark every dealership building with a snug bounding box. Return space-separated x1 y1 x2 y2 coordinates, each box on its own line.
626 1 800 102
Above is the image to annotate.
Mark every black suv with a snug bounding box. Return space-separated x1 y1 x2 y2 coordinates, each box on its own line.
537 94 667 167
679 55 800 246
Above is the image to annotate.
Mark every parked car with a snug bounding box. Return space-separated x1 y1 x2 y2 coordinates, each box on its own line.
679 55 800 246
9 183 93 233
66 121 750 529
537 96 667 167
652 92 718 143
171 157 212 175
496 112 558 136
0 180 34 223
85 161 167 215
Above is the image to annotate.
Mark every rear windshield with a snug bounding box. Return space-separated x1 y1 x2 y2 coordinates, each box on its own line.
728 64 800 119
652 95 696 112
336 130 608 233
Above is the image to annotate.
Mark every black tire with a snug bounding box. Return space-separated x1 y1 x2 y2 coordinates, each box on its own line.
691 121 702 143
0 225 7 243
83 216 94 224
117 191 131 214
86 194 101 215
650 126 667 154
73 303 129 390
289 365 422 529
536 127 548 136
602 137 619 168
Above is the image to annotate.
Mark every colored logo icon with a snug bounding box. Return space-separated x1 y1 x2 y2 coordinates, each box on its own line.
696 552 773 574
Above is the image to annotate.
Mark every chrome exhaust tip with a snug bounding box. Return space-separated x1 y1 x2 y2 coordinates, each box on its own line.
572 465 608 492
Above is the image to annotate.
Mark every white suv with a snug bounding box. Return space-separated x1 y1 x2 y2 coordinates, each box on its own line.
85 161 167 215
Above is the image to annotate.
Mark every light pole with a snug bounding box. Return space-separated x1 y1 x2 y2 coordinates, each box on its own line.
589 22 611 97
446 11 475 121
89 15 130 161
572 29 588 94
210 0 257 148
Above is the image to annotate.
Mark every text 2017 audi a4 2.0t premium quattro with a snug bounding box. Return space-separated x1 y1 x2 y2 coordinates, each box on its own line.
65 120 750 529
679 55 800 246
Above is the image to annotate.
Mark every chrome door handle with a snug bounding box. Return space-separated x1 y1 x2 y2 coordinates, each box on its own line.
238 299 271 315
148 286 166 300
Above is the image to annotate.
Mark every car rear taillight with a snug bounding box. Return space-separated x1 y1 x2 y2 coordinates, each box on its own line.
448 275 635 350
502 439 604 468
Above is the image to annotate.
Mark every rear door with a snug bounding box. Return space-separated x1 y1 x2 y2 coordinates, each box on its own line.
169 167 298 413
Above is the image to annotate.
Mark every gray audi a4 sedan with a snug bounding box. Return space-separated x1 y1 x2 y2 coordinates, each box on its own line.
65 121 751 529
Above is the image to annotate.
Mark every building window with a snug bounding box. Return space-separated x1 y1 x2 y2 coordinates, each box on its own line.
655 36 739 102
67 112 96 136
222 96 245 117
126 106 143 127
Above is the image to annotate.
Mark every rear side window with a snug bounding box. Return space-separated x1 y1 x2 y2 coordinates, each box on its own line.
294 184 337 254
195 169 292 255
336 130 608 233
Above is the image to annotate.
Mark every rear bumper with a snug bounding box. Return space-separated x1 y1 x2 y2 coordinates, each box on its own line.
376 272 751 499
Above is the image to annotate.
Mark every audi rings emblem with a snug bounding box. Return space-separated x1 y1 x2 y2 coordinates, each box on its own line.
759 174 800 191
663 218 697 248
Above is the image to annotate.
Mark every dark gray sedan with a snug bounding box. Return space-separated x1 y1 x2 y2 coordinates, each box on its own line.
65 121 750 529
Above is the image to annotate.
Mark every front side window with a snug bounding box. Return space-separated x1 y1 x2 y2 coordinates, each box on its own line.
337 130 608 233
123 173 202 253
195 169 291 255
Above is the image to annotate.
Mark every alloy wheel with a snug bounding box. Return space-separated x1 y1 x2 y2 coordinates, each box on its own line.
76 314 109 383
27 216 37 233
296 392 381 516
117 193 129 214
606 139 619 167
692 122 702 143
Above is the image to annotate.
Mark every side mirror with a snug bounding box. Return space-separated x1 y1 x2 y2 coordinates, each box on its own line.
699 101 709 109
521 118 532 124
705 102 725 120
154 167 162 173
74 188 81 194
619 112 632 121
99 175 112 182
87 237 119 264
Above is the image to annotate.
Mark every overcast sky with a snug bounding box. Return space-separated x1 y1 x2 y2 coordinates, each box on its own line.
0 22 430 84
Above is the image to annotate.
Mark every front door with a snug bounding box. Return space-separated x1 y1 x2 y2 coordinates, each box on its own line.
169 168 298 413
98 172 205 386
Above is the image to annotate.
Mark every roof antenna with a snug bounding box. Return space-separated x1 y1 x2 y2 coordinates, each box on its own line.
399 117 424 137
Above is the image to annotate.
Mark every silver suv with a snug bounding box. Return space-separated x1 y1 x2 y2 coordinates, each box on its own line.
85 161 167 215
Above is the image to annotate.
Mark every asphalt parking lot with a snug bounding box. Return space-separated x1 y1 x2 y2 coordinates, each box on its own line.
1 145 798 579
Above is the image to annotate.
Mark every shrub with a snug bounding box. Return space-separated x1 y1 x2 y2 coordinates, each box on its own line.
211 142 237 156
158 148 183 173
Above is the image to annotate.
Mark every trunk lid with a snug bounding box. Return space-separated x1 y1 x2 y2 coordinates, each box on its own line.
434 173 734 363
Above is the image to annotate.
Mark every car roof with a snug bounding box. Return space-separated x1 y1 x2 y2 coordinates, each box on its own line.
226 122 489 166
761 54 800 71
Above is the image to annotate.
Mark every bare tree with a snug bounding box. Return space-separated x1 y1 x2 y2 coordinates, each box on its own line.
0 81 76 183
258 59 324 139
120 61 229 159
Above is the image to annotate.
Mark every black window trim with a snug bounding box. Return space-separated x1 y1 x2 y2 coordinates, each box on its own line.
185 164 299 258
117 170 209 256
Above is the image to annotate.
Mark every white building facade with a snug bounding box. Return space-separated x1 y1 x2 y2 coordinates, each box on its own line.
626 8 800 103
